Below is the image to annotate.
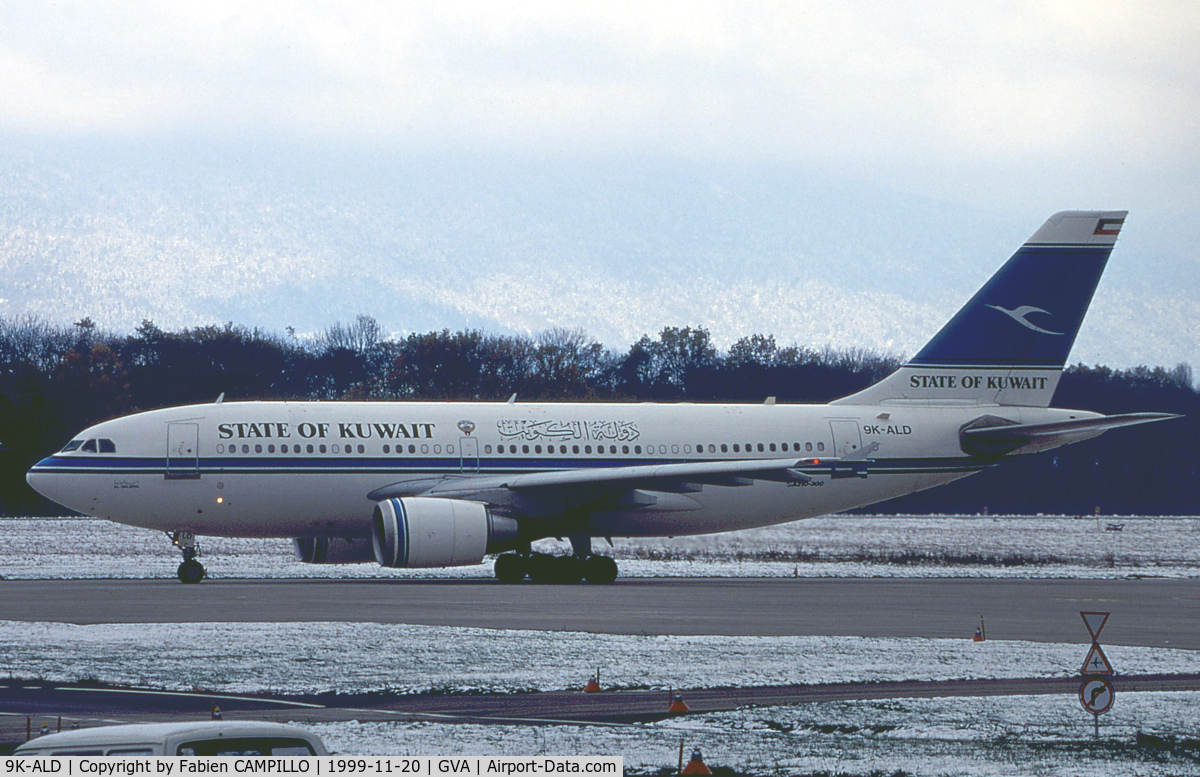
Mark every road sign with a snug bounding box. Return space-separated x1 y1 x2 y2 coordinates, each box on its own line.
1080 611 1109 641
1081 643 1114 675
1079 676 1115 715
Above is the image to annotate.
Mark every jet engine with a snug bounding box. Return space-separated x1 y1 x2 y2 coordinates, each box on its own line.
292 537 377 564
372 497 520 568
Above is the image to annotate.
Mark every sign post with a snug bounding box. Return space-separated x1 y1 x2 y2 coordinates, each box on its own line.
1078 611 1114 739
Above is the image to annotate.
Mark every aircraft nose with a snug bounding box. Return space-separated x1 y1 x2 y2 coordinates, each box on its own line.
26 457 61 500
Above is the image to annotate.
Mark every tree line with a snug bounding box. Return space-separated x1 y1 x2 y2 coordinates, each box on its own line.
0 314 1194 516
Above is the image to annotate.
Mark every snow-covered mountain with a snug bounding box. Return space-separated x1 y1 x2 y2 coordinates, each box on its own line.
1 140 1196 368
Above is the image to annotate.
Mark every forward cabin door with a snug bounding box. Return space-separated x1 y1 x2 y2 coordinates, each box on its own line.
459 437 480 473
166 423 200 480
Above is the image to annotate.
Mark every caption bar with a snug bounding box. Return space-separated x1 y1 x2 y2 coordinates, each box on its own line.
2 758 622 776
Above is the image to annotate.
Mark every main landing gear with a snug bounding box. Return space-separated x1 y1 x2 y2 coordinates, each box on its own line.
170 531 206 584
493 536 619 585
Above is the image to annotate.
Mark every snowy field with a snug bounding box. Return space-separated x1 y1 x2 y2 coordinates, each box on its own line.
2 514 1198 580
4 621 1200 774
313 693 1200 775
5 621 1200 694
5 516 1200 774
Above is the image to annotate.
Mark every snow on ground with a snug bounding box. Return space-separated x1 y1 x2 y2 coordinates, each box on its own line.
2 515 1198 580
311 693 1200 775
3 621 1199 694
5 517 1200 774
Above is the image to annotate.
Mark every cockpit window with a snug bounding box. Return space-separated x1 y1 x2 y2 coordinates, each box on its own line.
81 439 97 453
99 439 116 453
61 440 84 452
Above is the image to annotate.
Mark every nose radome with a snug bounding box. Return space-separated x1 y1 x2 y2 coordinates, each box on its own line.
27 457 60 499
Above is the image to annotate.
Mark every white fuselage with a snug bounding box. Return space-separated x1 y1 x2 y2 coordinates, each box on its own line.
27 400 1097 540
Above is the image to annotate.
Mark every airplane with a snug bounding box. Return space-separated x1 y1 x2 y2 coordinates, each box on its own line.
26 210 1178 584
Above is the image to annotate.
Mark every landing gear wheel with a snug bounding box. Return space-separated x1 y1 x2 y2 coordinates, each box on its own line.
494 554 528 583
583 555 619 584
177 559 206 584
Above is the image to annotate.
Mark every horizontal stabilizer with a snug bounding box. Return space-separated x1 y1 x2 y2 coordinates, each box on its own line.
961 412 1179 456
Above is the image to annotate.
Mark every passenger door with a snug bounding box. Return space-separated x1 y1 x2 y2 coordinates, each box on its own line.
166 423 200 480
459 436 480 473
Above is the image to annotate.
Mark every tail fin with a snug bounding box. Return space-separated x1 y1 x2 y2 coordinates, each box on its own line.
835 210 1127 407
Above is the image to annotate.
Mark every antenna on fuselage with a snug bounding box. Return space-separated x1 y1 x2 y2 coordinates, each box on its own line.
507 393 517 404
215 393 225 404
763 396 776 405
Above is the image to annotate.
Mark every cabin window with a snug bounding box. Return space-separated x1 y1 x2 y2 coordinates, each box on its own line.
817 442 825 451
307 444 314 454
61 440 84 452
217 444 225 454
82 439 97 452
484 444 492 454
99 439 116 453
409 444 416 453
319 444 328 453
254 444 263 454
672 445 680 454
267 444 275 454
421 444 429 454
733 444 740 453
383 444 391 453
522 444 530 454
684 445 692 454
720 444 728 453
758 443 765 452
634 445 642 454
433 445 442 454
610 445 618 454
780 443 788 452
584 445 592 454
806 442 813 452
573 445 581 454
622 445 629 454
333 444 341 453
745 442 752 452
535 445 542 454
708 444 716 453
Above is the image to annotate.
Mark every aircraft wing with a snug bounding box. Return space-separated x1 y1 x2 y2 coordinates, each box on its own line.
366 456 836 519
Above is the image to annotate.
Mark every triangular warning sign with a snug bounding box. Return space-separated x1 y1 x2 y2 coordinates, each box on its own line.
1081 643 1114 675
1080 611 1109 641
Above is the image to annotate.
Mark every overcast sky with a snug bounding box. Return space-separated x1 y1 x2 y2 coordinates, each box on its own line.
3 1 1198 218
2 1 1199 366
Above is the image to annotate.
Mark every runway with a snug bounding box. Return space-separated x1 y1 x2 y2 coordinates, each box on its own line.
2 577 1198 648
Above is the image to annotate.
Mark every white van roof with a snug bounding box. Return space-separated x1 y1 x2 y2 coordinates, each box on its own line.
14 721 326 753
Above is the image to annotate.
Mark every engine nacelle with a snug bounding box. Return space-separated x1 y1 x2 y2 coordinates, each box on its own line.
292 537 377 564
372 497 519 568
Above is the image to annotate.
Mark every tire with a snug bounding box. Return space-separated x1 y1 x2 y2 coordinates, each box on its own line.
583 555 618 585
494 554 528 583
177 559 206 584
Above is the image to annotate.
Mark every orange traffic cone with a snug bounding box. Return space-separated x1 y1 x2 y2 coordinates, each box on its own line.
972 616 986 642
681 748 712 775
584 669 601 693
668 692 690 714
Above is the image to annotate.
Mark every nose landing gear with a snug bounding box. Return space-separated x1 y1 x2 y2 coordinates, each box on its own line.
170 531 206 584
